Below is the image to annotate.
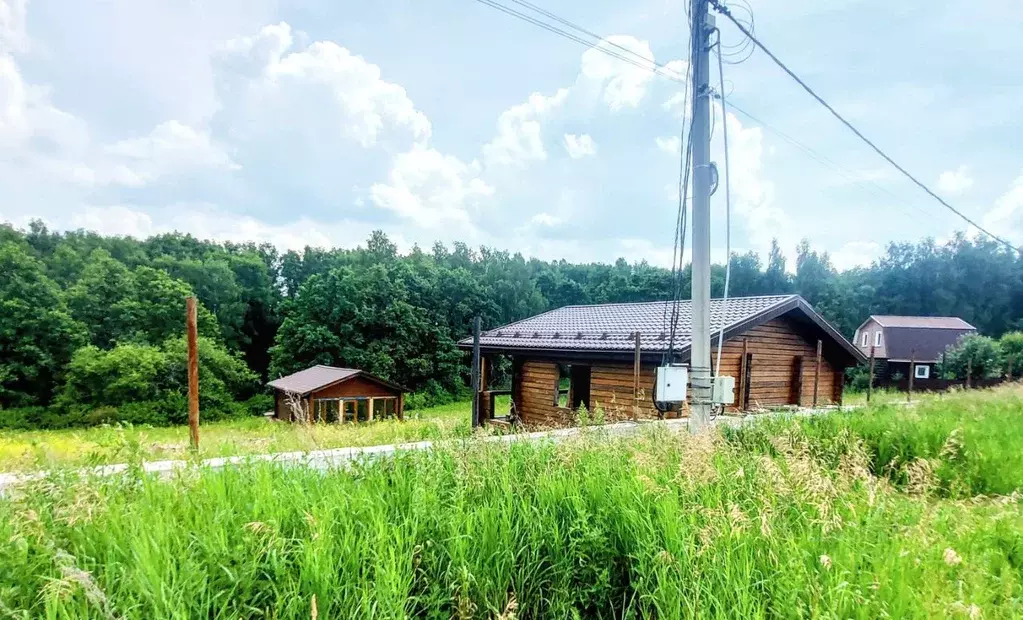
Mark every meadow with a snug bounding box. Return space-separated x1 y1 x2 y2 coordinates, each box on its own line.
0 398 509 473
1 388 1022 618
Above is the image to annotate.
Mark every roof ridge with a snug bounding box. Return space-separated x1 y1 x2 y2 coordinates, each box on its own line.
560 293 795 310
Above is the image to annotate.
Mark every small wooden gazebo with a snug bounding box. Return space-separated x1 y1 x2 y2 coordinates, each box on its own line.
268 365 405 423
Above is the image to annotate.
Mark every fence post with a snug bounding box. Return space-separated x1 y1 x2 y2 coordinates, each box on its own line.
186 296 200 451
1008 355 1014 382
907 351 915 403
867 346 875 404
967 356 973 389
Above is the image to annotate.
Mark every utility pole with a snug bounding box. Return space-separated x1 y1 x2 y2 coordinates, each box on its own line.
689 0 714 432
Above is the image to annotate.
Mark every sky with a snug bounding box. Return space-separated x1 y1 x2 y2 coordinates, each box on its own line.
2 0 1022 270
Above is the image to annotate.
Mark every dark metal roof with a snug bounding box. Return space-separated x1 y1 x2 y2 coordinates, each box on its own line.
882 327 975 362
267 365 404 395
459 295 864 365
870 315 975 330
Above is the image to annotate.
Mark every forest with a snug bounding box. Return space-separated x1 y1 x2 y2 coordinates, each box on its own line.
1 219 1021 428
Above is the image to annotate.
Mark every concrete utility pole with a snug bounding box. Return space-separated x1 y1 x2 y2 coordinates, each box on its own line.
689 0 714 432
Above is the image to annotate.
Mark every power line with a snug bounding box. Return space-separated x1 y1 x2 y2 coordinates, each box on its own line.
470 0 686 82
468 0 991 247
468 0 941 228
708 0 1019 253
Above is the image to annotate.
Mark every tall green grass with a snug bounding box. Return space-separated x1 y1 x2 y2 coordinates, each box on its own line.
2 409 1022 618
0 398 506 473
727 386 1023 497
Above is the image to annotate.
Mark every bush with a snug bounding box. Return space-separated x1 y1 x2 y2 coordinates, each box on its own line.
940 334 1003 380
31 336 262 429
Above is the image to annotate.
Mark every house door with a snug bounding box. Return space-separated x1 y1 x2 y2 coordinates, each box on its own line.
570 365 592 410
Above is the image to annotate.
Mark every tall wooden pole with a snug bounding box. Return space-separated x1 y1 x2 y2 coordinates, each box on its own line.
966 356 973 389
867 345 875 404
470 316 481 428
632 332 641 398
1007 355 1014 382
186 296 200 451
812 339 822 407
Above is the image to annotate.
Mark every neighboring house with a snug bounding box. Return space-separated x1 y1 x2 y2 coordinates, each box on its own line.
268 365 405 422
852 315 976 385
458 294 864 427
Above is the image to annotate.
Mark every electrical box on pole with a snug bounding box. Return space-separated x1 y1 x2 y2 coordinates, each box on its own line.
655 364 688 403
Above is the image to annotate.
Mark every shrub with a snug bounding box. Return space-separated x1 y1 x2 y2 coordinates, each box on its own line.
43 337 261 428
940 334 1003 380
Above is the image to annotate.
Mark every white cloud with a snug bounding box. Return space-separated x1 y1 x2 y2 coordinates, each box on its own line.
830 240 881 270
655 135 680 154
71 205 156 238
530 212 561 226
370 144 493 229
580 36 656 111
214 22 431 148
482 89 569 168
983 172 1023 239
563 133 596 159
937 165 973 195
71 203 412 253
100 120 238 186
0 0 28 53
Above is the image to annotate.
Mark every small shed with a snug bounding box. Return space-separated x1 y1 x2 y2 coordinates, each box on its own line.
268 365 405 423
458 294 863 426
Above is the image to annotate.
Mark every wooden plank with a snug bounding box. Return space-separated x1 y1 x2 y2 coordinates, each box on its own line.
185 296 200 450
813 339 822 407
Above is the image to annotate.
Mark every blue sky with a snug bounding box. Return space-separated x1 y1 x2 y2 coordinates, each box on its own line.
2 0 1021 269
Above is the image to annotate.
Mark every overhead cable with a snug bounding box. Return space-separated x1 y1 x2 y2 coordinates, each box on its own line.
708 0 1019 253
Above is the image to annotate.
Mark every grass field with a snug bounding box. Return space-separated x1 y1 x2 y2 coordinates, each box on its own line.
1 387 1022 617
0 397 508 473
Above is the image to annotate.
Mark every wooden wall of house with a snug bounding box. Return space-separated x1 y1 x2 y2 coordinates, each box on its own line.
510 316 845 427
311 376 399 400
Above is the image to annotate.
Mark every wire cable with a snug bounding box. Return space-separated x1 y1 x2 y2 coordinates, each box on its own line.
713 35 732 378
708 0 1019 253
471 0 686 82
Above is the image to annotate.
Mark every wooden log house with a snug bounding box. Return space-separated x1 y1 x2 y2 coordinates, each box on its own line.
459 295 864 426
268 365 405 423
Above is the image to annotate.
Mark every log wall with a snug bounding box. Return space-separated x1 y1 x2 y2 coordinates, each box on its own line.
511 317 844 427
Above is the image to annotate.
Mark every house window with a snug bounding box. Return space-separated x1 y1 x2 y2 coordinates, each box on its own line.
874 331 883 347
860 332 868 347
914 364 930 379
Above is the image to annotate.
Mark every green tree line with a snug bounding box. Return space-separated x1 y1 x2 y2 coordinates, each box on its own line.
2 219 1021 427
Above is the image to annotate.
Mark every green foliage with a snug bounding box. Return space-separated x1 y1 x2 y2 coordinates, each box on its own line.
269 264 463 394
53 337 259 426
999 331 1023 374
940 334 1004 380
7 220 1023 427
0 242 85 407
3 392 1023 617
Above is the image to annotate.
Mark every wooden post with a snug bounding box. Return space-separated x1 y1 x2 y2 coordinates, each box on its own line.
812 339 822 408
632 332 642 399
470 316 481 428
397 393 405 420
907 351 915 403
967 356 973 389
737 339 749 411
1007 355 1014 382
368 397 375 421
480 356 491 424
867 346 875 404
186 296 200 451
